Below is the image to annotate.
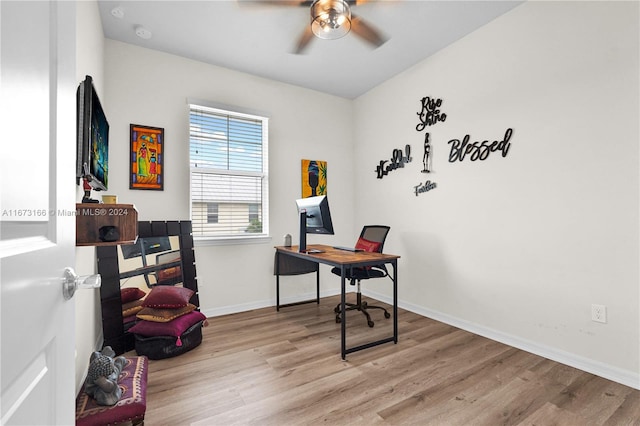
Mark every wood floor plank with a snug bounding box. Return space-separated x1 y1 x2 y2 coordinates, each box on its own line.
376 347 540 424
517 401 590 426
603 390 640 426
129 295 640 425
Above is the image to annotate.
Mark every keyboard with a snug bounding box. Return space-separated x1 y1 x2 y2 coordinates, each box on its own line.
333 246 364 252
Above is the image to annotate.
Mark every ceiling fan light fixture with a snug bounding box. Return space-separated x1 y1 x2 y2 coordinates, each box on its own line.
311 0 351 40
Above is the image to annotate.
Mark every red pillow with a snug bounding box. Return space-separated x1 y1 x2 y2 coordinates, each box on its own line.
129 310 206 338
142 286 194 309
121 287 146 304
355 237 381 253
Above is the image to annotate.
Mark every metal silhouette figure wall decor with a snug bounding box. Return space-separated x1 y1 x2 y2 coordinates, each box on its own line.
422 133 432 173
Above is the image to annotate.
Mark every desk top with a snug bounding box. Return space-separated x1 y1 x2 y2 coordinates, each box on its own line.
118 259 182 279
275 244 400 268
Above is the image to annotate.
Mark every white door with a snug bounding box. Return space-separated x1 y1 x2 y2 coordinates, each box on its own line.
1 1 76 425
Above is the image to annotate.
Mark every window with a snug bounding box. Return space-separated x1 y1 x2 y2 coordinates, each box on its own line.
189 103 269 240
248 204 260 222
206 203 219 224
247 203 261 233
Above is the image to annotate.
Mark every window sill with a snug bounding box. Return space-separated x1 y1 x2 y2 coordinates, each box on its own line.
194 235 272 247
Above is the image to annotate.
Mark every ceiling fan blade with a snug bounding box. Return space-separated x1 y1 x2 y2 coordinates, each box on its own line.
294 25 315 54
237 0 308 7
351 14 387 48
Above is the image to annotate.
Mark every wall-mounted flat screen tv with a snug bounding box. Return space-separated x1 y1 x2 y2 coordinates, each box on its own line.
76 75 109 191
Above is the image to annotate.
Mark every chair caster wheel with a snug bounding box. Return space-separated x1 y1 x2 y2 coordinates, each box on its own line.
368 320 375 327
384 312 391 319
336 316 341 323
334 306 340 314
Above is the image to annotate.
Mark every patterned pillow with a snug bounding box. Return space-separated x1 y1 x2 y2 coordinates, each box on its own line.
142 286 194 309
122 299 144 317
136 303 196 323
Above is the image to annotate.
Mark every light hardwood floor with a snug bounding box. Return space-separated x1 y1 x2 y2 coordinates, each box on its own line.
132 295 640 425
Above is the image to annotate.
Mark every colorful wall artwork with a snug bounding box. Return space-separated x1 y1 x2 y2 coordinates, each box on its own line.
301 159 327 198
130 124 164 190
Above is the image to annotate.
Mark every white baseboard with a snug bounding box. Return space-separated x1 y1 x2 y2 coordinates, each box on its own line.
364 289 640 390
201 288 341 318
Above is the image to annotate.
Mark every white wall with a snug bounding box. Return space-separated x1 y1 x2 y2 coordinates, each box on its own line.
103 40 356 315
353 1 639 387
74 0 105 394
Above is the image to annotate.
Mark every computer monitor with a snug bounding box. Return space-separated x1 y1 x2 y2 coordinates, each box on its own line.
295 195 334 252
120 236 172 259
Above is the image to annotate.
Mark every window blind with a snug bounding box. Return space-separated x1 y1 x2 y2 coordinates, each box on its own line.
189 104 268 239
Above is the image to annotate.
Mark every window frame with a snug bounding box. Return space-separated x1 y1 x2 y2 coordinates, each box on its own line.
188 100 270 245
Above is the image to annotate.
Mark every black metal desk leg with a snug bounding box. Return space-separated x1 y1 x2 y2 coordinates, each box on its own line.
392 259 398 343
341 266 346 360
316 268 320 305
276 252 280 311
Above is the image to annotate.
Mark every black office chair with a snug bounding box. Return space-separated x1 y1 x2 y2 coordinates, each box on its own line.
331 225 391 327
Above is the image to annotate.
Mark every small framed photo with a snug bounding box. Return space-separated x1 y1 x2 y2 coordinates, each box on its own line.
130 124 164 190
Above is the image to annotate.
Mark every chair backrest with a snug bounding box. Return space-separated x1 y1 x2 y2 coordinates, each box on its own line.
330 225 390 280
358 225 390 253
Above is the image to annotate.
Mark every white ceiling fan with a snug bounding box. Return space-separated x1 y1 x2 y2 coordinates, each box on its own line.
241 0 388 53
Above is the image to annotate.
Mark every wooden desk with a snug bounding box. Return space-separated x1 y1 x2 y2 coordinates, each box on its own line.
274 244 400 359
118 259 182 279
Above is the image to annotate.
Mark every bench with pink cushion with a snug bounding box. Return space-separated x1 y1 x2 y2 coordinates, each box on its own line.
75 356 148 426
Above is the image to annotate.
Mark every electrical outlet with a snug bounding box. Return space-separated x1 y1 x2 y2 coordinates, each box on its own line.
591 304 607 323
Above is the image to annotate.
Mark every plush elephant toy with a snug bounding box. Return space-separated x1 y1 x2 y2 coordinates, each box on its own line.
84 346 127 406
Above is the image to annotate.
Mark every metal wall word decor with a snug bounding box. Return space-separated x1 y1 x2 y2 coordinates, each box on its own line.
447 128 513 163
416 96 447 131
414 180 437 196
373 94 513 198
375 145 412 179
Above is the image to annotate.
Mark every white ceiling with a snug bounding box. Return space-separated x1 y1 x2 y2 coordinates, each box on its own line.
98 0 523 99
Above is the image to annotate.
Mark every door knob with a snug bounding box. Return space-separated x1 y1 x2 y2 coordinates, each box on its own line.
62 267 101 300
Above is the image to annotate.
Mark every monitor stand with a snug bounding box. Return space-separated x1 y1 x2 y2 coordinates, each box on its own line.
299 210 307 253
